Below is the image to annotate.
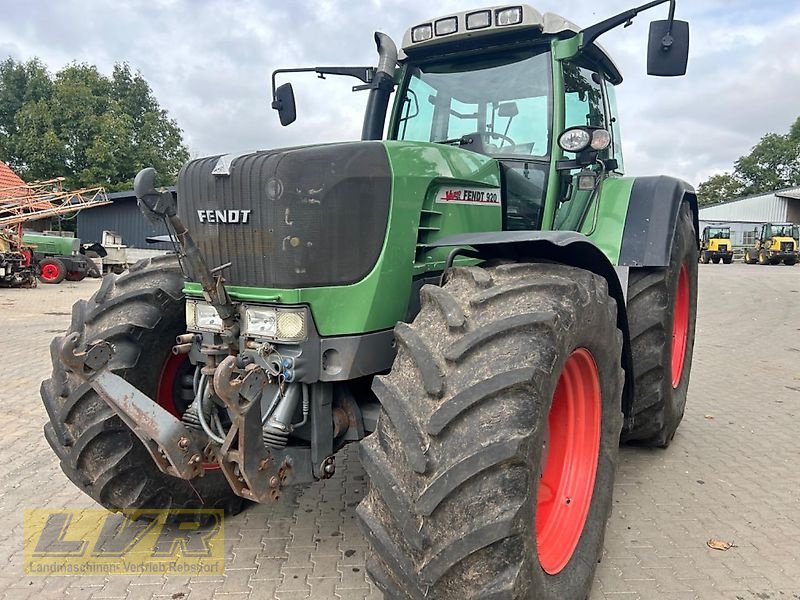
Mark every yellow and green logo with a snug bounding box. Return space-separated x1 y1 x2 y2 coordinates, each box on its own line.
24 509 224 576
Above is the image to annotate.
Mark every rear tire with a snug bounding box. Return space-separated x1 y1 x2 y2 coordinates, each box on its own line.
785 259 797 266
358 263 624 599
622 202 698 447
711 257 720 264
40 255 243 515
699 251 709 264
758 249 769 265
38 257 66 284
722 256 732 265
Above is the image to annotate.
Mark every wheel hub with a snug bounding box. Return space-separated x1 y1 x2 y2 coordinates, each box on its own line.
536 348 601 575
41 263 60 281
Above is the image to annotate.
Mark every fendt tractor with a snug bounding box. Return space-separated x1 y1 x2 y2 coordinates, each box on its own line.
744 223 799 266
700 226 733 264
41 3 697 598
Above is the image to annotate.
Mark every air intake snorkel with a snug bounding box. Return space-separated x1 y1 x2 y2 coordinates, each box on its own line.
361 32 398 141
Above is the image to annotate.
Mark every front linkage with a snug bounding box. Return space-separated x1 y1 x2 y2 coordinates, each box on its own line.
54 170 348 505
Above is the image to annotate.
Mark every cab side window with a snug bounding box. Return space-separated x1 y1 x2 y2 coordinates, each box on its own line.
564 63 606 130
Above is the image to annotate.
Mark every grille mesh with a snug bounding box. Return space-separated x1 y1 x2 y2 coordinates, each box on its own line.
177 143 391 288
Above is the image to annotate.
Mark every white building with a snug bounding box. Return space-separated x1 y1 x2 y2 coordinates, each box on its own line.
699 187 800 246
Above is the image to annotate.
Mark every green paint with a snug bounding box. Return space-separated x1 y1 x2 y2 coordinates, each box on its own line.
183 35 649 337
185 141 500 336
582 176 635 264
22 233 79 256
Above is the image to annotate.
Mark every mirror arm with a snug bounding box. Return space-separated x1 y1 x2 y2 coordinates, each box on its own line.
270 66 375 108
580 0 676 49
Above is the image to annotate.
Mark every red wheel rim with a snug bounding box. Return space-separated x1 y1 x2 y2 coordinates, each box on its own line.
41 263 60 281
536 348 601 575
157 353 219 470
671 264 690 388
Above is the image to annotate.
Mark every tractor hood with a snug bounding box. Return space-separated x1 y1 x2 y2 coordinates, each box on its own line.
177 142 391 289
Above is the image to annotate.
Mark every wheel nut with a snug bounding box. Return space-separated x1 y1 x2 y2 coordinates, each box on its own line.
178 436 190 450
269 476 280 489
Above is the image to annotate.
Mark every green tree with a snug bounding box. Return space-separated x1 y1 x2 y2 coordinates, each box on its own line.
697 172 744 207
0 58 188 191
698 116 800 206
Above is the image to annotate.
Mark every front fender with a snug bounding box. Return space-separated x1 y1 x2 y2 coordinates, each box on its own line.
618 176 699 267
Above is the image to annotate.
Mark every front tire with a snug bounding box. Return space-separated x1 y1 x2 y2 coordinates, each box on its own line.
40 256 243 515
357 263 624 599
622 202 698 447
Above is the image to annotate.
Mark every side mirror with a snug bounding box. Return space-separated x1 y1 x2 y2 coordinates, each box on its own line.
647 19 690 77
272 82 297 126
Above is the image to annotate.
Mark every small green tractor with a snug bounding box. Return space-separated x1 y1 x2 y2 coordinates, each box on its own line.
22 232 99 283
42 2 697 598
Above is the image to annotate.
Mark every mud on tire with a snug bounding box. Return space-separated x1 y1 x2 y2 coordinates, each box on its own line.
621 202 698 447
40 255 243 514
357 263 624 599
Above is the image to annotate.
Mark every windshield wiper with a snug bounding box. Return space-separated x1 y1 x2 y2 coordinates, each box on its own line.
431 137 465 146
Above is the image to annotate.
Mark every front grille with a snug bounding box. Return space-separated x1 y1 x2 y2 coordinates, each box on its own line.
781 242 794 252
177 142 392 288
718 244 727 252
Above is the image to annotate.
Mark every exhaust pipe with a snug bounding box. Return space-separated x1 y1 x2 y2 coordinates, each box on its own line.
361 32 398 141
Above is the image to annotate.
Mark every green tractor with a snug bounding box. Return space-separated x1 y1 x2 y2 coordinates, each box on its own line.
41 2 697 598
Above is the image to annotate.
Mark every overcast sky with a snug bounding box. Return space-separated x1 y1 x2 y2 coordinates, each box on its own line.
2 0 799 186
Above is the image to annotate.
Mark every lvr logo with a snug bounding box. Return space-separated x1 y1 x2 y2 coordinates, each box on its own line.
197 209 252 224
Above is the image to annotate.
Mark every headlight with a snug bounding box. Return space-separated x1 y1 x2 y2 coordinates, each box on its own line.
495 6 523 26
466 10 491 30
558 128 592 153
185 300 224 333
411 23 433 43
244 308 277 338
558 127 612 154
242 306 307 343
434 17 458 36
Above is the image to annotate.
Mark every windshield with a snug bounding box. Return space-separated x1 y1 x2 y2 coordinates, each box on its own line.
394 49 552 158
771 225 799 238
707 228 730 239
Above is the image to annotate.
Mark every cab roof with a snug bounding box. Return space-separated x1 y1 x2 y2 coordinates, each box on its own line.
401 4 623 84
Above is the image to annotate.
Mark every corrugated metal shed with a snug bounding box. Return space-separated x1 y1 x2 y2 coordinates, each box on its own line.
76 188 175 250
699 191 790 223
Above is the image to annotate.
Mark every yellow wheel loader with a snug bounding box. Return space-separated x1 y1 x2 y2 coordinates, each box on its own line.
744 223 799 265
700 226 733 264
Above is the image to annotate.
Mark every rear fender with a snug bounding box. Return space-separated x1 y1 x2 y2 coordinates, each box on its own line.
431 231 635 423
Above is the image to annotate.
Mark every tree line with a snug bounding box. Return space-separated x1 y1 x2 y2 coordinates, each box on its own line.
0 58 188 192
697 117 800 207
